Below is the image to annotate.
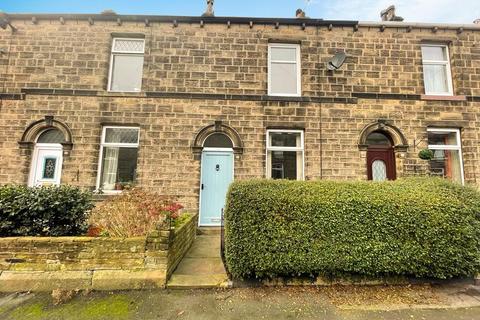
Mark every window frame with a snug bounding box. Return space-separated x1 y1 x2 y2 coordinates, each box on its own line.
427 127 464 185
268 43 302 97
265 129 305 180
421 44 454 96
107 37 145 93
95 126 141 192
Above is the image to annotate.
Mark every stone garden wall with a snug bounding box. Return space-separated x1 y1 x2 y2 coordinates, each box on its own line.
0 214 198 292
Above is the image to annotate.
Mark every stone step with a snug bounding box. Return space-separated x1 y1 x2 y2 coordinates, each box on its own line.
187 236 221 258
174 257 226 275
197 227 222 235
167 274 230 289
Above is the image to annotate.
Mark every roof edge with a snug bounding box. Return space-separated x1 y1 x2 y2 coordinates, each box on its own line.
4 13 358 26
3 13 479 30
359 21 480 30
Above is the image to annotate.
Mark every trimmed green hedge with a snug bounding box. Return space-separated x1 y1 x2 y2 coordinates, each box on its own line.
224 178 480 279
0 185 93 237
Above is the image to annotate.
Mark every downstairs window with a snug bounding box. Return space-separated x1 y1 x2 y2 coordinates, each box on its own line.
97 127 140 191
427 128 464 184
266 130 304 180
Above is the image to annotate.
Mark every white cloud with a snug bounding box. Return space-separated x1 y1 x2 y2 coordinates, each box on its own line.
312 0 480 23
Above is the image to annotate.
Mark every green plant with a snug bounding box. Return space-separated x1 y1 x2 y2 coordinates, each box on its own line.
0 185 93 237
172 213 193 228
224 178 480 280
88 188 184 237
418 149 434 160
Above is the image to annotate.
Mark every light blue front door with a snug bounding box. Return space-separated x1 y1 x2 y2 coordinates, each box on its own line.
199 150 234 226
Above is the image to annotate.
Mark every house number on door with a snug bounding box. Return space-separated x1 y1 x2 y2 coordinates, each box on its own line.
216 164 220 171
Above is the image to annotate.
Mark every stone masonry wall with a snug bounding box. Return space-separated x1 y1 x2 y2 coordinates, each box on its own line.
0 237 149 271
0 214 198 291
167 213 198 278
0 19 479 97
0 17 479 214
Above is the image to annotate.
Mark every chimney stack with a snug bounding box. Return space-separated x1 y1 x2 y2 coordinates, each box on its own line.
296 9 306 18
202 0 215 17
380 5 404 21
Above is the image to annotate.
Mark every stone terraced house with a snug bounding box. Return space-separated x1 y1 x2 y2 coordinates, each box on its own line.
0 5 479 226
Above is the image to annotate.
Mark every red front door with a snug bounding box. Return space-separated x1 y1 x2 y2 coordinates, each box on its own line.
367 147 396 181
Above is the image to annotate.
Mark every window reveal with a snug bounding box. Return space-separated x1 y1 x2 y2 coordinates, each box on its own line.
108 38 145 92
427 128 464 184
97 127 140 191
266 130 304 180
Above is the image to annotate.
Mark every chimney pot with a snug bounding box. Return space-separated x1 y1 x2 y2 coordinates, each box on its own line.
380 5 404 21
202 0 215 17
296 9 307 18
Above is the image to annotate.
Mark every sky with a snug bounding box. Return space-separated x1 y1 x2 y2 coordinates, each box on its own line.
1 0 479 24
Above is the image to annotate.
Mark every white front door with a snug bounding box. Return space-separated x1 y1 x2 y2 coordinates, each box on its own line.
29 144 63 187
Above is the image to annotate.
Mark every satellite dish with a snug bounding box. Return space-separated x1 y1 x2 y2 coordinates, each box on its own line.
327 51 347 71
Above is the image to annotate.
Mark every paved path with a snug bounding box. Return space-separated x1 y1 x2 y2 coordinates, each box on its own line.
1 288 480 320
167 229 229 289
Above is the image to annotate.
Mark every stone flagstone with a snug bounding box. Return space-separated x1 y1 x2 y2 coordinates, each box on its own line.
167 229 230 289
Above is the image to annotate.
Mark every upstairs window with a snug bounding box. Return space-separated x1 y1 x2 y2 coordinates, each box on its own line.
268 44 301 97
421 44 453 96
108 38 145 92
427 128 464 185
97 126 140 192
266 130 304 180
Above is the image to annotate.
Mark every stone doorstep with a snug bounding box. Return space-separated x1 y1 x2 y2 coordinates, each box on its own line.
197 227 221 236
0 271 92 292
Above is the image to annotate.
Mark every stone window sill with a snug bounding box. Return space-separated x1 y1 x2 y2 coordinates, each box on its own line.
421 95 467 101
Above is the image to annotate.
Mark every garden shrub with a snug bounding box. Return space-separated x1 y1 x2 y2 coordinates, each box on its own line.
0 185 93 237
88 188 184 237
224 178 480 280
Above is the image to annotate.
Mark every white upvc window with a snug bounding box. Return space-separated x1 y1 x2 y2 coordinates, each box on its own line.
266 129 304 180
268 43 301 97
108 38 145 92
96 126 140 192
421 44 453 96
427 128 464 185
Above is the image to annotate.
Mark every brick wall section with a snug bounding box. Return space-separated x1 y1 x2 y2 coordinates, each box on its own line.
0 214 198 291
167 214 198 278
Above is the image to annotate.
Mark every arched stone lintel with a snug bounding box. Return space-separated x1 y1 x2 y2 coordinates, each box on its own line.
358 120 408 152
193 121 243 155
19 116 74 153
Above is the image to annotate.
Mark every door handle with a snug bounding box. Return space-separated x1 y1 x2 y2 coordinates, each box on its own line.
201 184 204 190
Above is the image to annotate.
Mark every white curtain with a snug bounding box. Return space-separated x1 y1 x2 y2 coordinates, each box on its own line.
424 64 448 93
101 147 119 190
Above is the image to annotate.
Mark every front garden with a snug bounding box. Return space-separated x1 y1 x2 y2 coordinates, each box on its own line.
0 185 197 291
